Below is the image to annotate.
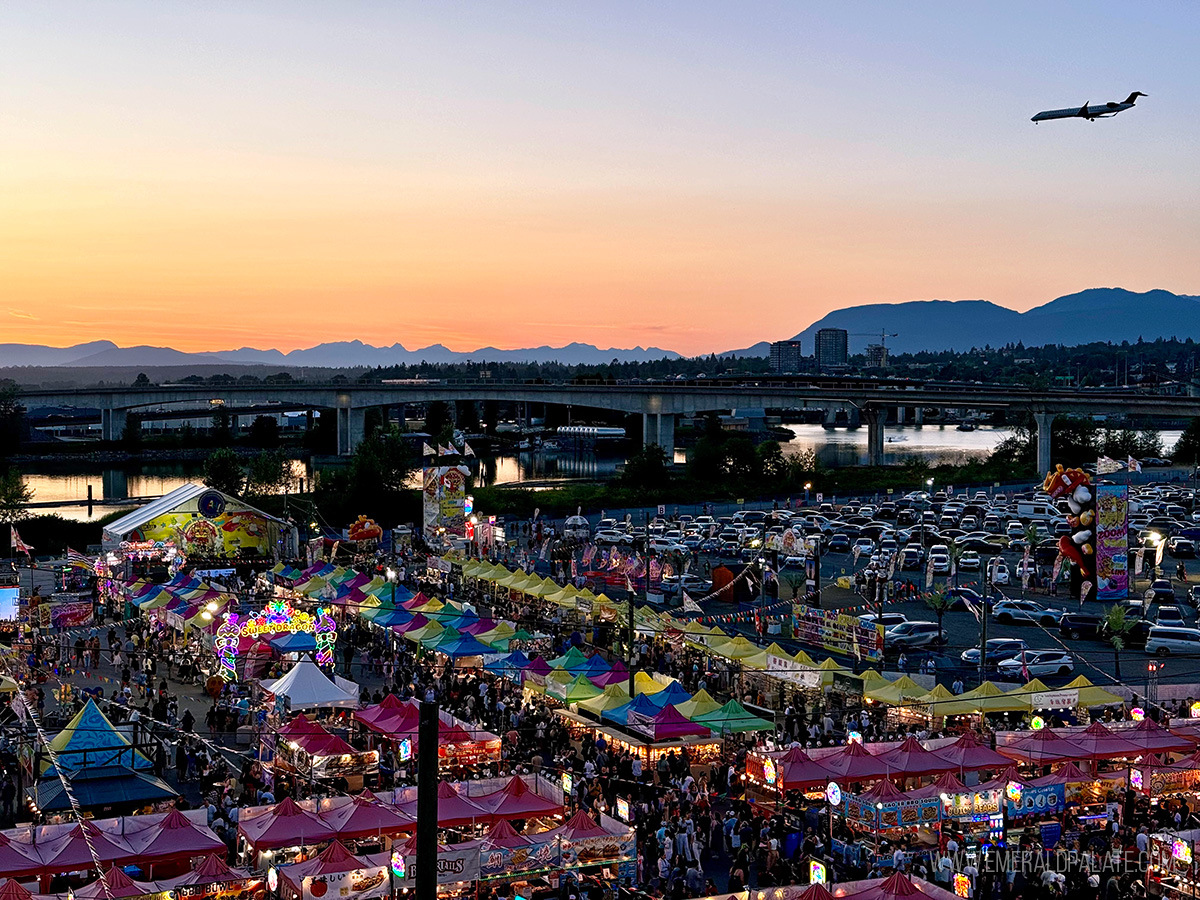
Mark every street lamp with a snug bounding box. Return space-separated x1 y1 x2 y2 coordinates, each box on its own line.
804 482 812 506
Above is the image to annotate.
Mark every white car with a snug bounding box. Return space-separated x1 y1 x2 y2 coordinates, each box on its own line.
987 558 1010 585
859 612 908 630
959 550 981 571
992 599 1065 626
997 650 1075 678
930 553 950 574
1147 626 1200 657
853 537 876 555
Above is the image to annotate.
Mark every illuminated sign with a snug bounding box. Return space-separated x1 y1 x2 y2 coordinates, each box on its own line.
1174 840 1193 864
847 731 863 744
826 782 842 806
1030 716 1045 730
616 798 630 822
397 738 412 762
1131 769 1143 790
1190 702 1200 719
267 869 278 893
810 862 826 885
763 757 777 786
215 599 338 680
1005 782 1023 803
562 772 573 798
1131 707 1145 721
954 874 970 898
390 850 406 878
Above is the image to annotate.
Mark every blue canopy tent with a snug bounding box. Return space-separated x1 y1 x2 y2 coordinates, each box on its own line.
601 693 660 727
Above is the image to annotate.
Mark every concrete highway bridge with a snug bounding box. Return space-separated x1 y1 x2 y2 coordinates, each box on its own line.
18 379 1200 471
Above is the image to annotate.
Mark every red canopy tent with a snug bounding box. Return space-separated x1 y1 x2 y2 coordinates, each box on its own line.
1029 761 1126 788
858 778 907 805
776 745 836 791
796 885 837 900
0 881 33 900
354 694 411 729
974 765 1024 793
997 728 1085 766
818 741 892 783
1128 719 1195 754
158 853 255 887
397 781 490 828
832 872 960 900
36 822 134 874
238 797 338 850
322 791 416 840
477 776 565 819
906 771 968 802
553 810 611 841
0 834 45 881
874 737 957 778
278 841 373 897
74 866 157 899
480 819 534 849
125 807 226 872
401 592 433 611
1068 722 1143 760
933 732 1014 773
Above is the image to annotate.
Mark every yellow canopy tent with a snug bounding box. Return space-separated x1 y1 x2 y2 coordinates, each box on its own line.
545 585 579 606
577 683 631 716
1063 675 1125 706
859 670 889 691
526 576 562 598
935 681 1028 717
403 619 444 645
476 622 517 645
674 689 722 719
415 597 445 614
917 683 956 711
864 674 929 705
711 636 764 661
0 674 19 692
632 671 669 696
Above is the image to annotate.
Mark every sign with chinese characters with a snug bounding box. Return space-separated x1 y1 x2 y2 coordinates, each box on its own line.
215 600 337 680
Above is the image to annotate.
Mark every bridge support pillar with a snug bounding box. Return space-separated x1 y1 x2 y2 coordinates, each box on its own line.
657 414 675 461
337 407 366 456
1034 411 1054 474
822 406 838 427
914 406 924 426
101 408 127 442
896 406 906 425
102 468 129 501
864 409 885 467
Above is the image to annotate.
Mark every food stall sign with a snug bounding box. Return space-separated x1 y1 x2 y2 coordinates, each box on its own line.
810 862 827 885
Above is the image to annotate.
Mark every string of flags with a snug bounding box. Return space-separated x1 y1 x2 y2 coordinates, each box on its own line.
423 442 476 457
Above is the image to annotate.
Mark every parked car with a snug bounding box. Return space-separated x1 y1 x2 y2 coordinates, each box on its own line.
884 621 946 650
1156 605 1186 626
828 534 851 553
899 547 924 571
1058 612 1104 640
853 537 876 555
1146 580 1177 604
992 599 1064 626
987 558 1011 585
997 649 1075 678
859 612 908 630
959 550 982 571
960 638 1029 667
1170 537 1197 559
595 530 634 546
1147 626 1200 656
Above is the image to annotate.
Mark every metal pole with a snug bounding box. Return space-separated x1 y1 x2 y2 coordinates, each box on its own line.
628 585 635 697
415 701 439 900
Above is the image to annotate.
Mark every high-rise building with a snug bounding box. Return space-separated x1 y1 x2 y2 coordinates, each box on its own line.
865 343 889 368
769 340 803 373
814 328 849 371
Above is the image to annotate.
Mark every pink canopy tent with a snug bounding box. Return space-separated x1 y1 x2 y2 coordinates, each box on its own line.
480 819 534 849
125 807 225 870
397 781 490 828
933 732 1014 772
0 834 45 881
401 592 433 610
796 885 837 900
36 822 134 873
477 775 565 819
974 765 1023 793
858 778 907 805
354 694 412 728
629 706 712 742
553 810 611 841
906 771 968 802
278 841 369 897
322 791 416 840
1069 721 1143 760
832 872 960 900
238 797 337 850
874 737 957 778
391 613 430 636
998 728 1085 766
775 745 836 791
1128 719 1195 754
819 740 893 783
355 700 421 737
1029 761 1126 788
158 853 255 887
591 659 629 687
74 866 157 900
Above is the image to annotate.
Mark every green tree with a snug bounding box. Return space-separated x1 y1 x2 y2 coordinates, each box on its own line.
1174 419 1200 465
1103 605 1132 681
0 468 33 523
622 444 670 491
246 450 291 496
248 415 280 448
133 372 151 387
0 382 23 458
121 412 142 451
756 442 788 482
211 405 233 444
924 588 955 648
203 447 245 496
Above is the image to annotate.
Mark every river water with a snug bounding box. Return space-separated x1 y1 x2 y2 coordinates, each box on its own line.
19 424 1182 522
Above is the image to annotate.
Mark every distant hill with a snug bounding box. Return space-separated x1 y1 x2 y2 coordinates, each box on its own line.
3 339 679 368
794 288 1200 354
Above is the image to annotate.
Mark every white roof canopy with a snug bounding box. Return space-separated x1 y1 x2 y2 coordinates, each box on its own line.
260 656 359 710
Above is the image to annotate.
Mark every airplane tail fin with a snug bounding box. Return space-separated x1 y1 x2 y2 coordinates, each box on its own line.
1123 91 1147 104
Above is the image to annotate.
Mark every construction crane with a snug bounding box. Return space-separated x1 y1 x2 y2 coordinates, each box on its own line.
850 330 898 367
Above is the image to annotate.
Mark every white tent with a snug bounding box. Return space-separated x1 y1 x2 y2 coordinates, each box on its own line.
260 656 359 710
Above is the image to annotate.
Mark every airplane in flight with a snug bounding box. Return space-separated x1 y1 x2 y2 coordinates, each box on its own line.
1031 92 1147 123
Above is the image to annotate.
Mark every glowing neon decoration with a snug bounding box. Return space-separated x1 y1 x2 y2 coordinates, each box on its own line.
1031 716 1045 730
1190 701 1200 719
562 772 573 798
616 798 630 822
397 738 412 761
1131 768 1143 790
215 599 338 681
1174 840 1193 864
1131 707 1145 721
825 782 841 806
762 757 777 786
1005 782 1023 803
847 730 863 744
390 849 406 878
954 875 970 898
810 862 826 885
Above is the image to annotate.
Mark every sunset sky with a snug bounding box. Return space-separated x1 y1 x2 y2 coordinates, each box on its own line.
2 2 1198 356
